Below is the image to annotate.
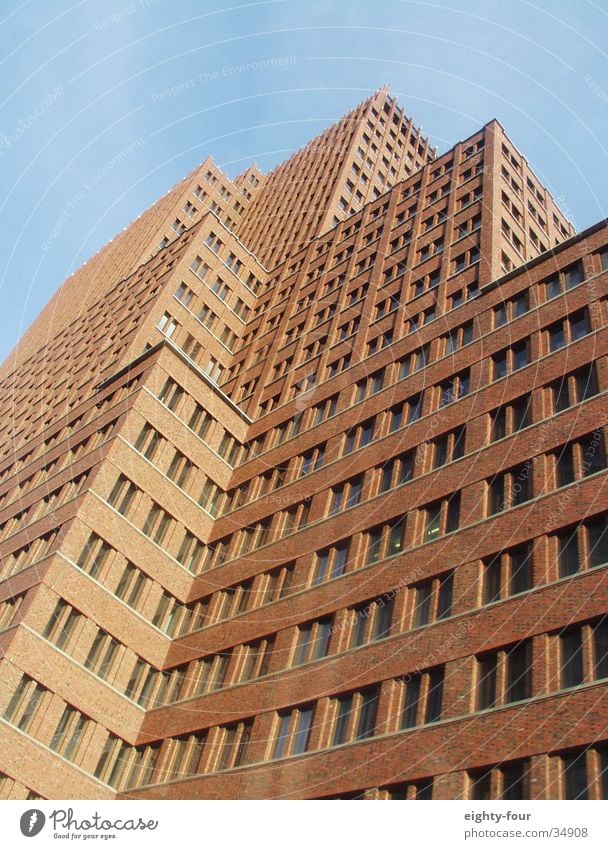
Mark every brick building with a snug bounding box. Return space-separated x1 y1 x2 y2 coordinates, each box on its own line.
0 87 606 800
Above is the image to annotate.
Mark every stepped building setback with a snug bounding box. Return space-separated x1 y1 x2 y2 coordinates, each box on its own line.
0 87 607 800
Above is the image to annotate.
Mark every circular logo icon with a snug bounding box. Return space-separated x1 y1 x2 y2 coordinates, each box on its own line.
19 810 45 837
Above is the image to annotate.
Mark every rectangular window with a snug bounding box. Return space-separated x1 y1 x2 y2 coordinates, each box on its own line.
401 667 444 728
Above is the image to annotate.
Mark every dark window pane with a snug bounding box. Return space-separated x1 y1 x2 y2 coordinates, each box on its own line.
478 655 497 709
563 750 589 800
513 340 529 370
333 543 348 577
446 492 460 532
374 597 394 640
416 779 434 800
593 617 608 680
587 517 608 568
556 444 575 487
356 688 379 739
471 770 492 800
402 676 421 728
549 322 566 351
425 667 444 723
570 310 590 341
575 364 598 403
501 760 528 800
510 545 532 594
558 529 580 577
511 467 530 506
492 406 507 441
553 378 570 412
388 518 406 555
564 261 584 289
413 583 432 627
513 395 531 430
333 696 353 746
561 629 584 688
484 556 502 603
505 642 531 702
292 707 313 755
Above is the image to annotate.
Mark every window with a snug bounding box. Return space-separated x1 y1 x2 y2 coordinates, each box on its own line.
544 261 585 299
3 675 47 732
134 423 163 461
167 450 194 489
438 370 470 406
350 595 394 647
314 394 338 425
85 630 120 680
493 292 529 327
476 641 532 709
50 706 90 762
552 431 606 488
487 464 532 514
272 705 315 758
469 759 531 800
560 627 584 688
43 599 80 650
157 312 178 338
548 363 598 414
490 394 531 441
332 686 380 745
366 516 407 563
401 666 444 727
483 543 533 602
300 444 326 476
240 638 275 681
264 562 295 603
329 476 363 515
294 618 333 664
388 393 421 432
492 339 530 379
423 493 460 541
546 308 591 353
314 542 349 584
412 572 454 626
431 426 466 468
379 451 414 492
142 503 172 545
444 321 474 353
343 419 375 454
217 721 252 770
174 282 194 306
559 617 608 689
204 231 223 253
355 369 385 402
158 379 184 411
107 475 137 516
553 514 608 577
554 743 608 800
77 534 112 579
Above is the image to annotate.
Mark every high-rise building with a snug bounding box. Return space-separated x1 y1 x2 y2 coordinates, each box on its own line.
0 87 606 801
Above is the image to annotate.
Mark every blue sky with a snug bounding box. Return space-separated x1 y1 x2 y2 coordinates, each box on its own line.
0 0 607 363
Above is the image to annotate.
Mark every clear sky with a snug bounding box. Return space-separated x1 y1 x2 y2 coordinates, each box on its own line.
0 0 607 363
